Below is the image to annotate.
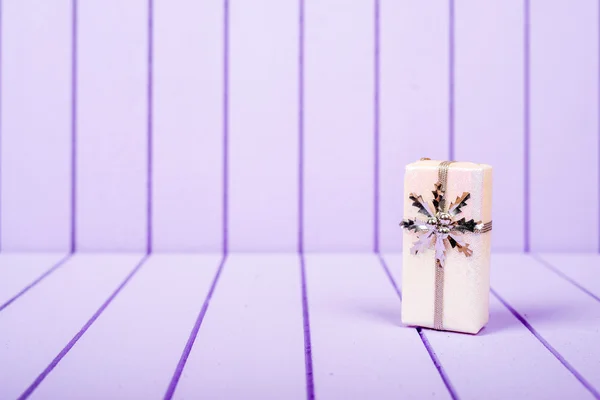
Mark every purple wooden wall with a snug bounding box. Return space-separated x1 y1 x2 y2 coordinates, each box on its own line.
0 0 598 253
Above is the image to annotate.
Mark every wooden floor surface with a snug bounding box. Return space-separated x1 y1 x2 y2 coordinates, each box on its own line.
0 253 598 400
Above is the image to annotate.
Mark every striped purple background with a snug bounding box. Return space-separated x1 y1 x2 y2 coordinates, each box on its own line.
0 0 598 253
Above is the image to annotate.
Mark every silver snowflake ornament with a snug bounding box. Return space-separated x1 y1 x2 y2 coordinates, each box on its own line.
400 182 483 268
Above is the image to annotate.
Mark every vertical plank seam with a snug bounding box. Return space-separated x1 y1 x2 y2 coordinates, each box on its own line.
531 254 600 303
163 1 230 393
377 254 459 400
71 0 78 253
524 0 531 252
491 287 600 399
298 2 314 398
298 0 304 254
163 255 228 400
17 254 151 400
223 0 229 254
147 0 154 254
0 254 72 313
448 0 455 161
373 0 380 253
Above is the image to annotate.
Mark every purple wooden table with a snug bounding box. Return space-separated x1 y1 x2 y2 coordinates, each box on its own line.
0 252 598 400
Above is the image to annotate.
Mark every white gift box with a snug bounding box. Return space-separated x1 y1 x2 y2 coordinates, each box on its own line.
401 159 492 334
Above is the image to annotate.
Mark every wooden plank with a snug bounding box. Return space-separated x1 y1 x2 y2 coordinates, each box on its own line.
453 0 524 251
172 254 306 399
305 254 451 399
30 254 221 400
529 0 599 251
0 253 68 308
152 0 223 251
384 253 595 399
77 0 148 251
152 0 223 252
304 0 374 251
379 0 450 251
0 0 71 251
491 254 600 396
536 254 600 300
0 254 144 399
228 0 298 251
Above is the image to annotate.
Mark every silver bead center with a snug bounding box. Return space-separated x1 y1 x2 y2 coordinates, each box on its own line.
430 213 452 235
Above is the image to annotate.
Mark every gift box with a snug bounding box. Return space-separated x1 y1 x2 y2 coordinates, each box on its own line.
400 159 492 334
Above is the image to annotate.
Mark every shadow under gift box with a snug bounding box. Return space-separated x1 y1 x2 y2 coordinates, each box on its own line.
401 160 493 334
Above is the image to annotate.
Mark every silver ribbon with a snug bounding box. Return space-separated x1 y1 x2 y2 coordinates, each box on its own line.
401 159 492 330
434 161 453 329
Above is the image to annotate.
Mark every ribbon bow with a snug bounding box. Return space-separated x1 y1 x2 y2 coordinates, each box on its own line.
400 182 485 268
